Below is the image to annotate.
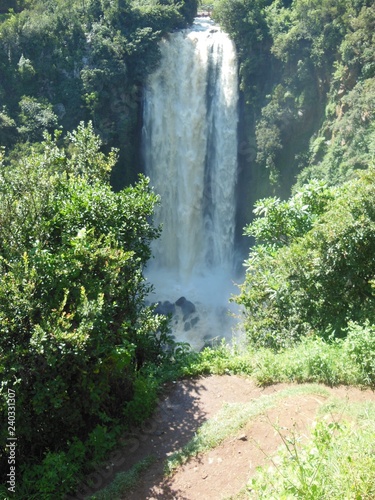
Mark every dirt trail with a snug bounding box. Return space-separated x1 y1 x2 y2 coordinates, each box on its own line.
87 376 375 500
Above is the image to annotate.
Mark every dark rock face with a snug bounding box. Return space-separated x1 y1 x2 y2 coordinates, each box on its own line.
191 316 200 328
184 315 200 332
153 297 201 333
154 300 176 316
175 296 196 320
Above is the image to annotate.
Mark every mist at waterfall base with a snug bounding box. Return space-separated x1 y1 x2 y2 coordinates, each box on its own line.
142 18 242 351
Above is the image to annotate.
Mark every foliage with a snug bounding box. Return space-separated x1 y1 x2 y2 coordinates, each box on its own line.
17 96 58 141
249 408 375 499
89 455 156 500
213 0 375 192
344 321 375 386
0 123 173 497
0 0 374 495
211 0 273 106
19 446 86 497
250 336 357 387
236 168 375 348
300 75 375 187
0 0 197 187
246 179 334 247
178 332 375 388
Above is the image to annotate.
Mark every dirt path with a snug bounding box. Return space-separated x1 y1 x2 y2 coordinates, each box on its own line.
85 376 375 500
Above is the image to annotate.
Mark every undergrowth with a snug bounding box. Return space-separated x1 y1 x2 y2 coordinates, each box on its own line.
90 456 156 500
244 400 375 499
7 323 372 499
181 323 375 389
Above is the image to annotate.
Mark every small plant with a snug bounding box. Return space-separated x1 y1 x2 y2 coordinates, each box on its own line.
248 401 375 499
90 455 156 500
19 448 85 498
344 321 375 386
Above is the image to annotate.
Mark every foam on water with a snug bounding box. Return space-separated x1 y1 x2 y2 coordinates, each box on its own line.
143 19 240 350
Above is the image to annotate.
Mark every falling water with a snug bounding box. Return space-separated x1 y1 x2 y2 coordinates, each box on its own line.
143 18 239 350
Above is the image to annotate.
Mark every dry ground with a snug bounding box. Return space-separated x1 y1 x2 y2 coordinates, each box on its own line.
85 375 375 500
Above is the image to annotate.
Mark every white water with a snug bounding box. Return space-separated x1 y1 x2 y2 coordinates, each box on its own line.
143 18 240 350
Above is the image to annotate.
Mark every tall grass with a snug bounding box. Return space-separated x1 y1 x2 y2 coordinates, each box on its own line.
246 401 375 499
181 323 375 388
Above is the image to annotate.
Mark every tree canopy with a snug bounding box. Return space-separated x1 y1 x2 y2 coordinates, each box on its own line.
212 0 375 194
0 0 198 186
236 169 375 349
0 123 175 496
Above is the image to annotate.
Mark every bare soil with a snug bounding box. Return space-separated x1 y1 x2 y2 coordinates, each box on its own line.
85 376 375 500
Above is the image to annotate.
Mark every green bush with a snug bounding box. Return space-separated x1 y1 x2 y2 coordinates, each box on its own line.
21 450 84 498
344 321 375 386
0 123 170 496
236 168 375 347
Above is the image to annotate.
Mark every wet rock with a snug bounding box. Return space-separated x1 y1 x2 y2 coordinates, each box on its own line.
175 296 196 320
184 321 191 332
191 316 200 327
154 300 176 316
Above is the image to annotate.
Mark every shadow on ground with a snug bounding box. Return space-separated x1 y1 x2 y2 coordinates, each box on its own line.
70 378 213 499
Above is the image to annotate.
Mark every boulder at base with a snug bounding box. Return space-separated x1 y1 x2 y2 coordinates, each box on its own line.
154 300 176 316
175 296 196 320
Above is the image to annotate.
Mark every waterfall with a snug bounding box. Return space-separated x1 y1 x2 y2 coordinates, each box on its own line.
143 18 239 349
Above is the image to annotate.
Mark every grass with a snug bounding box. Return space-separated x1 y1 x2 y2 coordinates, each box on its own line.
89 455 156 500
180 334 367 388
164 384 330 475
240 399 375 499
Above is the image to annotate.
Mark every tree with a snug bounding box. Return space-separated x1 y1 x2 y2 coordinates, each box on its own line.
236 170 375 348
0 123 170 493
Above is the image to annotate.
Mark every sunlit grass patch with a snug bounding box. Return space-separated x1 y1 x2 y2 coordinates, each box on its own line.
241 400 375 499
181 334 367 388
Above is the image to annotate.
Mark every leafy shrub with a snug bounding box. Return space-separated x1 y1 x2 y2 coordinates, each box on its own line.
122 373 159 427
236 168 375 347
0 123 170 496
344 321 375 386
21 450 84 497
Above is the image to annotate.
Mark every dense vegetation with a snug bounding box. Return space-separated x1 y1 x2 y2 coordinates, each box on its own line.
0 123 181 496
213 0 375 205
0 2 198 496
0 0 375 497
236 170 375 348
210 2 375 494
0 0 198 187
